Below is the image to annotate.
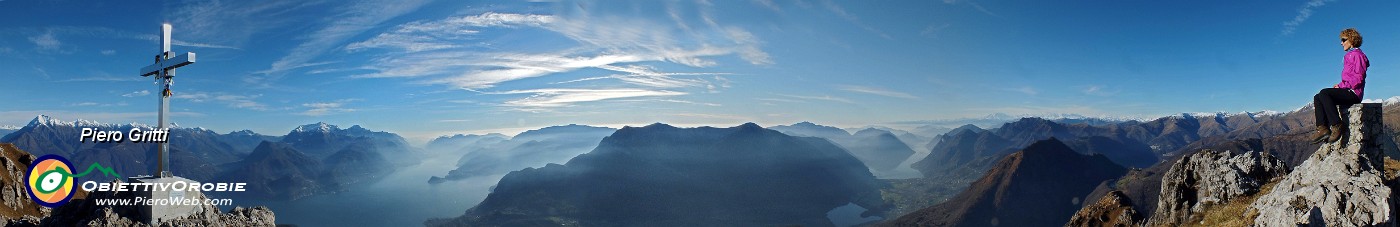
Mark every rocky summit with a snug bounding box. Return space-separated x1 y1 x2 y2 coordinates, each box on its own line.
0 143 276 226
1248 103 1396 226
1145 149 1288 226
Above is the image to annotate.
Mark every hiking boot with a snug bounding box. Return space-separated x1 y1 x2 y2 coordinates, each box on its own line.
1327 124 1345 143
1311 125 1331 143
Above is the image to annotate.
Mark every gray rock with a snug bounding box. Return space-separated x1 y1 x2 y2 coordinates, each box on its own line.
1066 190 1143 227
1146 149 1288 226
1249 103 1396 226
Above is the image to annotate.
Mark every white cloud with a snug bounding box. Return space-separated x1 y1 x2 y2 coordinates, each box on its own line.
1081 85 1118 96
1281 0 1337 36
820 0 891 39
122 90 151 97
340 4 774 111
29 31 60 50
56 76 141 82
485 88 686 108
299 100 357 116
252 0 430 83
168 0 326 48
100 49 116 55
838 85 918 99
777 94 854 104
350 9 770 88
175 91 269 111
752 0 781 12
345 12 555 52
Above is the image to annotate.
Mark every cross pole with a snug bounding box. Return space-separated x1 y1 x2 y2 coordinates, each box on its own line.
138 23 196 178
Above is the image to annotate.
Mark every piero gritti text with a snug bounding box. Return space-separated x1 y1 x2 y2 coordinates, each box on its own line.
79 127 169 143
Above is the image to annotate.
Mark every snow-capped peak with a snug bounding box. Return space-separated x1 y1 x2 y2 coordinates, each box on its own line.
24 115 152 129
294 122 338 133
1362 96 1400 106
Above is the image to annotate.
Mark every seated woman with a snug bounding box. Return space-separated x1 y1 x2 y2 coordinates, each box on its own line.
1313 28 1371 143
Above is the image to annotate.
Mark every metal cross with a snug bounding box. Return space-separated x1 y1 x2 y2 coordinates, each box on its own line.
137 23 196 178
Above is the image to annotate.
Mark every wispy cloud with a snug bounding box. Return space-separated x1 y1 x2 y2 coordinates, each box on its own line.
554 64 733 89
298 99 358 116
168 0 327 48
344 5 773 111
483 88 686 109
756 97 806 104
920 23 951 38
1281 0 1337 36
1007 86 1038 95
942 0 1000 18
28 30 60 50
777 94 854 104
175 91 270 111
618 99 722 107
55 76 141 82
250 0 430 83
751 0 781 12
820 0 891 39
16 26 239 50
346 12 555 52
1080 85 1118 96
67 102 126 107
838 85 918 99
122 90 150 97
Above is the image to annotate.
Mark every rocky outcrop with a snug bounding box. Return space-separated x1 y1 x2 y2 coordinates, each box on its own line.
41 180 275 227
1249 103 1396 226
1066 190 1142 227
1146 149 1288 226
0 143 276 226
0 144 49 225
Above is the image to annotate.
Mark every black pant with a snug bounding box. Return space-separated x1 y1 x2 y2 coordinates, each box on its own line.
1314 88 1361 126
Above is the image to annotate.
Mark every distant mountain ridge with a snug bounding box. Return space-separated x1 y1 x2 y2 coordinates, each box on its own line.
0 115 415 201
886 138 1126 226
428 123 886 227
912 110 1286 181
282 122 419 164
771 122 918 178
431 124 616 183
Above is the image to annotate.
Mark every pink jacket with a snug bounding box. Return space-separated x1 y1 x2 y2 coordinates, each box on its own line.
1337 48 1370 99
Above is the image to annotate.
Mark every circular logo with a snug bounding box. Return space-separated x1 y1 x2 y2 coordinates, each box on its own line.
27 154 76 208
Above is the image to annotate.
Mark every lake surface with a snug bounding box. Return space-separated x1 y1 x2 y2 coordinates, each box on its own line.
218 153 503 227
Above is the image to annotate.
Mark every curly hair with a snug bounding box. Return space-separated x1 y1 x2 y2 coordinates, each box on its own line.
1341 28 1363 48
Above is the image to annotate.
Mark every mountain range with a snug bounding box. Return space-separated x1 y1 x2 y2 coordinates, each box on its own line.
886 138 1126 226
771 122 919 178
430 124 616 183
0 116 415 201
427 123 887 227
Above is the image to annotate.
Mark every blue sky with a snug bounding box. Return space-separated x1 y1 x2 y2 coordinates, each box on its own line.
1 0 1397 143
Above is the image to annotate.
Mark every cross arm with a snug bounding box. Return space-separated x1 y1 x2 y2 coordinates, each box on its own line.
139 52 197 77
